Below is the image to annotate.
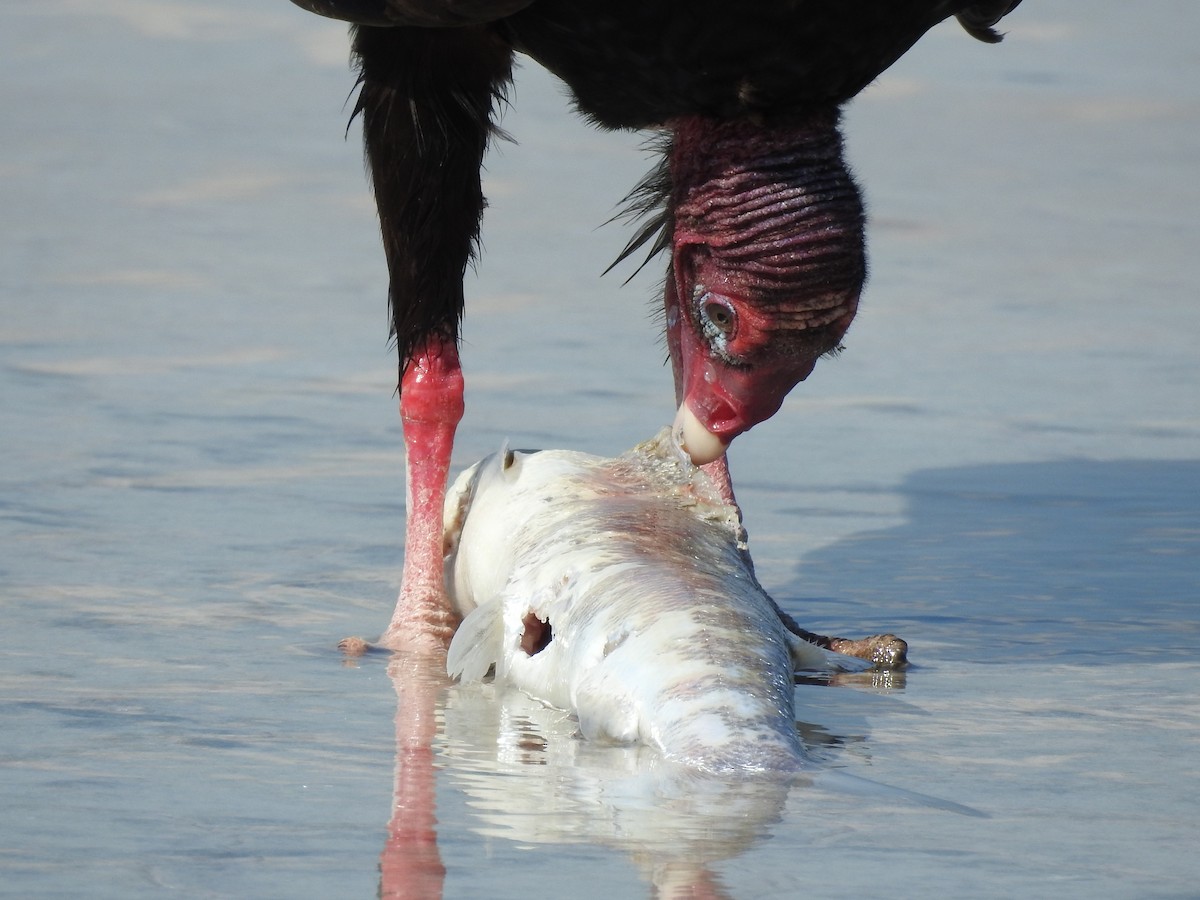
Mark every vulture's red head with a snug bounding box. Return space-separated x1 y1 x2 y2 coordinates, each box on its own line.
661 115 866 463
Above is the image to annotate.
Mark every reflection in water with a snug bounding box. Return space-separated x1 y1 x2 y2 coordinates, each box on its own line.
374 650 817 899
379 654 449 900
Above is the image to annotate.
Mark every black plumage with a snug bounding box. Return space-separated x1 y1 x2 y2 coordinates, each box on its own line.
295 0 1022 367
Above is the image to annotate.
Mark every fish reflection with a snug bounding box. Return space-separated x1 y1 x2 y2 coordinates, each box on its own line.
375 650 833 899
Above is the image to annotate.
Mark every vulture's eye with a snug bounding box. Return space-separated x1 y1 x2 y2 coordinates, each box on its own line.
704 301 735 335
698 294 737 349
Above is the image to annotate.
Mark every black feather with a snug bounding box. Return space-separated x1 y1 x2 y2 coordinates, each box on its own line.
349 25 513 371
604 132 674 281
956 0 1023 44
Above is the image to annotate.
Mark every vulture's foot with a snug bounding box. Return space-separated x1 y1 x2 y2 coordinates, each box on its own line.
826 633 909 670
338 635 372 657
338 608 459 658
376 598 460 655
779 611 909 670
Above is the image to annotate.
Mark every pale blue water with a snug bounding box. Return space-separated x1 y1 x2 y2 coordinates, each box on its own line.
2 2 1198 897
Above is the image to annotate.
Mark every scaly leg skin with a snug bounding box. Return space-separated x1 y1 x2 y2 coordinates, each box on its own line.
778 606 908 670
340 338 464 656
823 633 908 669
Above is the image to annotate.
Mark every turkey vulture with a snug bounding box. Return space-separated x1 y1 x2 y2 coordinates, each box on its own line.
287 0 1024 652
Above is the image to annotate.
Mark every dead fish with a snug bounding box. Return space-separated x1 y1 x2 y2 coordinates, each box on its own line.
443 428 848 776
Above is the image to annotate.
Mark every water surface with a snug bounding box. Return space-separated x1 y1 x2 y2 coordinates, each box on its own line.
2 2 1198 897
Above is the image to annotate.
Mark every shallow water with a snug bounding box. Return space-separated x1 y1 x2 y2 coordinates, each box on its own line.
3 2 1198 897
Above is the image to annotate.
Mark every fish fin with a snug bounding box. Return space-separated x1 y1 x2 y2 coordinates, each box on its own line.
787 633 872 674
787 633 831 671
574 666 641 744
447 598 503 682
821 649 873 673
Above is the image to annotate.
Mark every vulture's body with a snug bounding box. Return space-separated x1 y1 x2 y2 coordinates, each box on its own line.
287 0 1024 651
506 1 996 126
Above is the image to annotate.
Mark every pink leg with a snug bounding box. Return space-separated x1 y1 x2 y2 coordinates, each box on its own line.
375 337 465 653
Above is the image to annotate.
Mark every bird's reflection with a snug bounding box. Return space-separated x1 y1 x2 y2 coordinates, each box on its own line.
373 650 876 899
378 653 448 900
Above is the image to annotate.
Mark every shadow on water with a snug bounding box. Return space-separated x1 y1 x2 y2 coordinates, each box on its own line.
782 459 1200 666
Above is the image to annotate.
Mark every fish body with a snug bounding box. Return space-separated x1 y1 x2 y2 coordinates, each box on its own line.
444 429 836 775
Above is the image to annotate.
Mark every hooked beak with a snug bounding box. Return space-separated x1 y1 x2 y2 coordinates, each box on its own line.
665 271 818 466
672 402 728 466
670 342 815 466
